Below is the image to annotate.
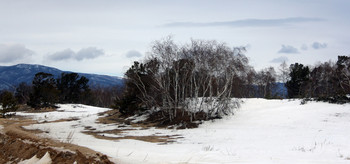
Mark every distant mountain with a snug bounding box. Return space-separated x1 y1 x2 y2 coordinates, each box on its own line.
0 64 124 91
273 82 288 98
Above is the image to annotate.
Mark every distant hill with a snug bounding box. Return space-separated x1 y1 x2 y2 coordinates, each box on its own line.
273 82 288 98
0 64 124 91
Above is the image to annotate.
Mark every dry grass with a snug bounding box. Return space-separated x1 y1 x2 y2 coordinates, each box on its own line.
46 117 80 123
24 106 58 113
93 109 188 144
97 109 190 129
83 129 182 144
0 118 104 158
96 110 124 124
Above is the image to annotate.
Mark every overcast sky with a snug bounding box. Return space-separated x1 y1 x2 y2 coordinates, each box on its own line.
0 0 349 76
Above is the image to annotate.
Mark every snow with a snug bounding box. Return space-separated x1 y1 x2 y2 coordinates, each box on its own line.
36 152 52 164
127 114 150 123
17 99 350 164
19 152 52 164
19 155 40 164
18 104 109 122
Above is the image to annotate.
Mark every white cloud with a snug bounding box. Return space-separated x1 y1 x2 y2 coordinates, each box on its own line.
125 50 142 58
312 42 327 49
301 44 308 51
75 47 104 61
46 49 74 61
278 45 299 54
47 47 104 61
270 56 289 63
0 44 34 63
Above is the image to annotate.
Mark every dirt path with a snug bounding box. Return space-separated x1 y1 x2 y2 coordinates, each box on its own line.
0 118 115 163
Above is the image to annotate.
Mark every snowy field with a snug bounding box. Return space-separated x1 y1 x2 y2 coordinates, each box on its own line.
17 99 350 164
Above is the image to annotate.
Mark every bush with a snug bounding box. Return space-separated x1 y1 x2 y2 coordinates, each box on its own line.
0 91 18 117
315 95 350 104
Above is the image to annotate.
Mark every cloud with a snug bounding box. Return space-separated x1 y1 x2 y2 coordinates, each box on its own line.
278 45 299 54
0 44 34 63
270 56 289 63
47 47 104 61
47 49 75 61
312 42 327 49
75 47 104 61
125 50 142 58
301 44 308 51
163 17 324 28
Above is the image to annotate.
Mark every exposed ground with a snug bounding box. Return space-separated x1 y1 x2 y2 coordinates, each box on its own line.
0 117 114 163
94 110 185 143
0 104 187 163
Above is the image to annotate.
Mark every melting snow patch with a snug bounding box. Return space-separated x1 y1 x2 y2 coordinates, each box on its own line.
127 114 149 123
36 152 52 164
19 152 52 164
18 155 40 164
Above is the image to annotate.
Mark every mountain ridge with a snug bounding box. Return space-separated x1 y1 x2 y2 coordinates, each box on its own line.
0 64 124 91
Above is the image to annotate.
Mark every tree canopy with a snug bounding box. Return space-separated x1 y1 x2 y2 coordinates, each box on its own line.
27 72 92 108
0 91 18 117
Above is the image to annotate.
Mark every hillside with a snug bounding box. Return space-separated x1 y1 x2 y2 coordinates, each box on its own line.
0 64 124 91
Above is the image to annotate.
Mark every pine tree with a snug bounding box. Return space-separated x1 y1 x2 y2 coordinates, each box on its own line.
28 72 59 108
57 73 91 104
285 63 310 98
0 91 18 117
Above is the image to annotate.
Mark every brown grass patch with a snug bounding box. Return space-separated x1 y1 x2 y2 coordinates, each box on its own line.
24 106 58 113
142 110 207 129
45 117 80 123
83 129 182 144
0 118 114 163
97 110 128 124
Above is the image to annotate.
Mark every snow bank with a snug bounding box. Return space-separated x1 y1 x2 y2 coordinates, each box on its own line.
18 155 40 164
36 152 52 164
19 152 52 164
18 99 350 164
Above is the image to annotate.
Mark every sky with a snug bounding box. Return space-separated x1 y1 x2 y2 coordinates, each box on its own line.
0 0 349 77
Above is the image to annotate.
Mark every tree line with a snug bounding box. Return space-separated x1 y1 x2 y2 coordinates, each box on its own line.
0 72 122 117
285 56 350 103
115 37 350 126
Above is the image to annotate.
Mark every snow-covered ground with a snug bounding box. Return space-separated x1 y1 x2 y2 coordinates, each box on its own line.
17 99 350 164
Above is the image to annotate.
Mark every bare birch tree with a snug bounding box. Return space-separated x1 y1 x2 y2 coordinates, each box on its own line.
123 37 251 121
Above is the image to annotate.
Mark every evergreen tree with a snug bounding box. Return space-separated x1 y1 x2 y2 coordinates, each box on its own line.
28 72 59 108
285 63 310 98
0 91 18 117
114 61 151 115
57 73 91 104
